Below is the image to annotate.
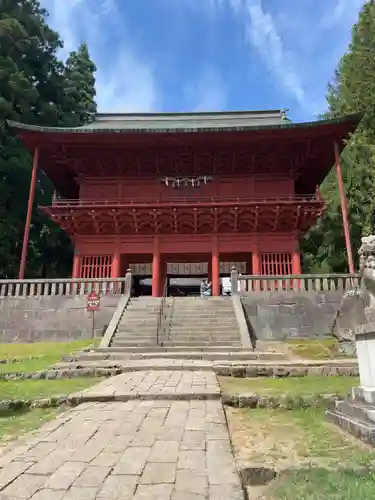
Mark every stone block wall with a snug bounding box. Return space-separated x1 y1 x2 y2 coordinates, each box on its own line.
241 291 347 340
0 295 120 343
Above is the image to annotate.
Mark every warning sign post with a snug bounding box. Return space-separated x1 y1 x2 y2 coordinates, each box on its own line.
87 291 100 338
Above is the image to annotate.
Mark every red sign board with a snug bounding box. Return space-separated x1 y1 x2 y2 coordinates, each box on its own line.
87 291 100 311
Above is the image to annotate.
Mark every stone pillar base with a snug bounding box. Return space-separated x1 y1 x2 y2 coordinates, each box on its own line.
352 386 375 405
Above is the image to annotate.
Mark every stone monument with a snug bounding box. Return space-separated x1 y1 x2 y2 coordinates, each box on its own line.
326 235 375 446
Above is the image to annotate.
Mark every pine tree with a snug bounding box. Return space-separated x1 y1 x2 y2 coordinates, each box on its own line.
302 0 375 272
62 43 97 127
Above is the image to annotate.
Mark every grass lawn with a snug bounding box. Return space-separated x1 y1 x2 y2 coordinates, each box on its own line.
227 407 375 500
0 378 99 400
0 408 60 445
0 339 99 373
219 376 359 397
269 468 375 500
285 339 351 359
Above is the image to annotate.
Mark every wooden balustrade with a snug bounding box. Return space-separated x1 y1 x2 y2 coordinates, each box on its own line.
0 276 132 298
230 271 362 294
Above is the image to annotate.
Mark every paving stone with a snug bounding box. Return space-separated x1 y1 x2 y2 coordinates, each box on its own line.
0 461 33 490
96 474 138 499
45 462 86 490
181 431 205 451
133 484 173 499
140 463 176 484
171 493 206 500
149 441 179 463
27 450 71 476
175 470 208 496
112 447 150 475
30 490 65 500
177 451 206 470
208 485 245 499
0 473 46 498
91 452 122 467
73 466 111 487
62 487 99 500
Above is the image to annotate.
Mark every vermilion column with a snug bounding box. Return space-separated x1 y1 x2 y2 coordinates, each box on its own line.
292 251 302 274
252 250 261 274
19 146 40 279
334 141 354 274
152 239 161 297
212 238 220 296
72 252 80 278
111 245 121 278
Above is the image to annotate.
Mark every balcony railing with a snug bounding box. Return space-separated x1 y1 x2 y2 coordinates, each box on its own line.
231 272 361 293
0 277 132 297
48 194 323 209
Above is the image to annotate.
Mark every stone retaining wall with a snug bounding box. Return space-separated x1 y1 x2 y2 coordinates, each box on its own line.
0 295 120 343
0 393 344 413
222 392 342 409
0 362 359 380
241 291 345 340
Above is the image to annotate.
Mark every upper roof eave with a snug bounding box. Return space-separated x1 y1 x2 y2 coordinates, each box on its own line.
6 112 363 136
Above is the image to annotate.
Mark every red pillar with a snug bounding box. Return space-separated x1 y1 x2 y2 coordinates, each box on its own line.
252 250 261 274
334 141 355 274
212 238 220 296
292 251 301 274
72 252 80 278
111 245 121 278
19 146 40 279
152 239 161 297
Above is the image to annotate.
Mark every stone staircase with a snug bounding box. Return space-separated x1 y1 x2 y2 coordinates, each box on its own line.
110 296 161 348
160 296 242 347
54 295 288 371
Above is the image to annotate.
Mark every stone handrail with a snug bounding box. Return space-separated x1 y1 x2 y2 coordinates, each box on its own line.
0 277 132 297
231 271 362 293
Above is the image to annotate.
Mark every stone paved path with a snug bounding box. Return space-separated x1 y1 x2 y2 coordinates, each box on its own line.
68 370 221 402
0 371 244 499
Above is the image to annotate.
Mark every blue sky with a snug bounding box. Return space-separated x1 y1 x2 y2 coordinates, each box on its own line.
41 0 366 122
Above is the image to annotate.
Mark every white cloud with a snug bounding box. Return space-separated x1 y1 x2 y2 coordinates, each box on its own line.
190 68 227 112
321 0 366 28
240 0 307 109
40 0 159 113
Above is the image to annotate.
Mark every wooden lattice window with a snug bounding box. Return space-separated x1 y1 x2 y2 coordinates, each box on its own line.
261 253 292 276
80 255 112 278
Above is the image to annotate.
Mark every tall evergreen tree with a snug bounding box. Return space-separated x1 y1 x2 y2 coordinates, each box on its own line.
302 0 375 272
62 42 97 127
0 0 97 278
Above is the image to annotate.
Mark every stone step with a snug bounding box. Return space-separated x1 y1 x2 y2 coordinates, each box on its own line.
168 320 238 325
325 409 375 446
112 338 242 345
166 323 238 335
334 400 375 424
112 340 241 346
66 351 283 362
96 346 254 353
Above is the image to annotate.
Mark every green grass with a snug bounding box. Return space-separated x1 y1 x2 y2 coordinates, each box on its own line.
0 339 99 373
0 378 99 400
285 339 351 359
227 407 375 500
0 408 61 444
269 469 375 500
228 407 375 469
219 376 359 397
